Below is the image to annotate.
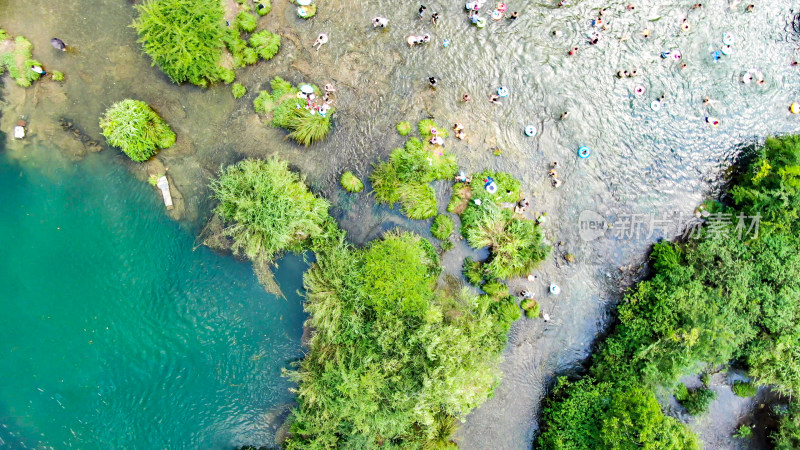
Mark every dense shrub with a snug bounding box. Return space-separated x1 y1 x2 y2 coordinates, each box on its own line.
538 377 698 449
249 30 280 60
253 77 332 146
99 99 175 161
732 380 758 397
286 231 513 449
675 385 716 416
772 402 800 449
209 158 330 262
133 0 227 86
370 136 458 220
431 214 455 240
231 82 246 98
460 201 549 279
396 121 412 136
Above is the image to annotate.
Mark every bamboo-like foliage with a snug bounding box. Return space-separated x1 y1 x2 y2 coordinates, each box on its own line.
0 36 43 87
430 214 455 240
99 99 176 161
235 11 257 33
370 135 458 220
231 82 246 99
286 231 515 449
460 200 549 279
209 158 330 262
249 30 281 60
253 77 332 146
133 0 227 86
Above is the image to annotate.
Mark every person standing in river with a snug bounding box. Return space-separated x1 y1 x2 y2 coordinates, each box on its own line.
418 5 426 19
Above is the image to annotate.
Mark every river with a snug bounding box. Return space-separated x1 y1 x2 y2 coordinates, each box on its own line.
1 0 799 448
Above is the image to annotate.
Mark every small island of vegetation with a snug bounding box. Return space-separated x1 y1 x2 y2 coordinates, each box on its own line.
253 77 333 146
99 99 176 162
370 119 457 220
133 0 280 87
0 30 51 87
451 170 550 282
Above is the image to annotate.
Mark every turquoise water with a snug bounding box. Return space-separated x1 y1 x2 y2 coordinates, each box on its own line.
0 148 306 448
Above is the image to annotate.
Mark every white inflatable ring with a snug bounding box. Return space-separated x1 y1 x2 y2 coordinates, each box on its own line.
525 125 536 137
651 100 662 111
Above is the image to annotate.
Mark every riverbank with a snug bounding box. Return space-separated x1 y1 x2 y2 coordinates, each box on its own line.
3 0 800 447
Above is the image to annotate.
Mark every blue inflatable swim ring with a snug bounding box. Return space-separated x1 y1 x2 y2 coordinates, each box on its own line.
578 146 591 158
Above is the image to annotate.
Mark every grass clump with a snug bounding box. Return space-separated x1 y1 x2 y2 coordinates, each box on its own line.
734 424 752 439
0 35 47 88
732 380 758 397
340 171 364 193
255 0 272 15
51 70 64 82
482 281 508 299
463 257 486 286
253 76 333 146
99 99 176 162
431 214 455 240
452 170 546 280
447 182 472 214
249 30 281 60
371 135 458 220
285 230 516 448
418 118 449 139
396 121 412 136
231 82 246 99
675 384 717 416
209 157 330 262
235 11 257 33
522 298 540 318
133 0 228 86
133 0 281 86
460 200 549 280
470 169 521 204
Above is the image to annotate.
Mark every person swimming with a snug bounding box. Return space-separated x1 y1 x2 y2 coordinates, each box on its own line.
313 33 328 49
373 16 389 27
50 38 67 51
462 93 472 102
429 76 438 87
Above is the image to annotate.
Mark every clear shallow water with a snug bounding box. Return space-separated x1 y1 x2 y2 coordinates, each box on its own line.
0 147 306 448
3 0 800 448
